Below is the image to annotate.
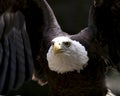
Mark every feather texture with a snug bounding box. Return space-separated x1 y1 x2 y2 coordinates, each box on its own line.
0 11 34 94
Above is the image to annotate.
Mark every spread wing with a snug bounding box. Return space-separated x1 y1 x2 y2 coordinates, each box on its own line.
18 0 68 86
71 0 120 72
0 1 34 94
93 0 120 71
0 0 61 93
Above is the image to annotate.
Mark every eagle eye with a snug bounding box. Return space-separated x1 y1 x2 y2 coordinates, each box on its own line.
63 42 71 47
51 41 54 46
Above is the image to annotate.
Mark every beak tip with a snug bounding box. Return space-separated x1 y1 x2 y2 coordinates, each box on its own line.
53 44 62 54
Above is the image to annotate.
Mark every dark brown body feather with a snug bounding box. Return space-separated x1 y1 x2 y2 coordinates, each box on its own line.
38 25 107 96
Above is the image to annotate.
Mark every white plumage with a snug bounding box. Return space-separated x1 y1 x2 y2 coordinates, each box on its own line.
47 36 89 74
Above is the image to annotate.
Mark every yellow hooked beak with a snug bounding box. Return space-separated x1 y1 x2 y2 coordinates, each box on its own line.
53 43 63 54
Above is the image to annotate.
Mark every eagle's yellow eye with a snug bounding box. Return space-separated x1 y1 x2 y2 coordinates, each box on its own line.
63 42 71 47
51 41 54 46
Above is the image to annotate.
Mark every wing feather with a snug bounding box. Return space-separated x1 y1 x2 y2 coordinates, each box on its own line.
71 0 120 71
93 0 120 70
0 11 34 94
0 13 11 93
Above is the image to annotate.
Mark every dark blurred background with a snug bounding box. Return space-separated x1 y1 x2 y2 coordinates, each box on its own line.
9 0 120 96
47 0 92 34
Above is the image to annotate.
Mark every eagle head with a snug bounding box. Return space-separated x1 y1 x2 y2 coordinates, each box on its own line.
47 36 89 74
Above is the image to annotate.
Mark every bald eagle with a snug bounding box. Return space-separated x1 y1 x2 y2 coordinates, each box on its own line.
29 0 119 96
0 0 120 95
